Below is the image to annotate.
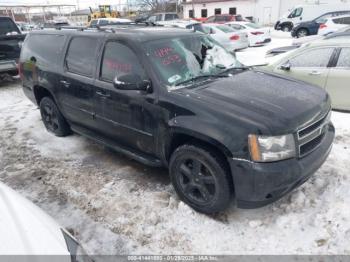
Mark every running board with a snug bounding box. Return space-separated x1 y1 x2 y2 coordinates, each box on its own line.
71 125 163 167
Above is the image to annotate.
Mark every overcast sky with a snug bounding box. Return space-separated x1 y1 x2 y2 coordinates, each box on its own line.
0 0 129 9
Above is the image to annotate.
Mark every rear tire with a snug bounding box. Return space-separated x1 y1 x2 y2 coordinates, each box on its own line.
297 28 308 38
40 97 71 137
169 144 232 214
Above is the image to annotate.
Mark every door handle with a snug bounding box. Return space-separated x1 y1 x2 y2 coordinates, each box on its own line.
60 80 71 87
96 91 111 98
309 71 321 76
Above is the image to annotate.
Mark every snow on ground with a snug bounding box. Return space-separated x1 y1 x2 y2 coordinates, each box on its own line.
0 32 350 255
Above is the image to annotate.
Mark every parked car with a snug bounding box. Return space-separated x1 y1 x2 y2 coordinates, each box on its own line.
0 16 25 80
275 3 350 32
318 15 350 36
20 27 334 214
267 27 350 57
134 13 151 23
291 10 350 38
40 20 70 29
226 21 271 46
146 12 179 23
195 23 249 51
263 38 350 111
89 18 132 27
204 14 244 24
0 182 91 260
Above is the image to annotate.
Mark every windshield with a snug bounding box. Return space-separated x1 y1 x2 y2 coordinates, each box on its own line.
0 17 20 35
145 35 242 89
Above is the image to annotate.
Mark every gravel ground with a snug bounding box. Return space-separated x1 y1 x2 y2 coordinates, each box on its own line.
0 33 350 255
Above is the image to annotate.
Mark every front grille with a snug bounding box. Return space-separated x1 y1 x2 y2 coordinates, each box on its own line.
297 110 331 158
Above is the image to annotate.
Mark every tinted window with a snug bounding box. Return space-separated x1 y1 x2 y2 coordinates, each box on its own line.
65 37 98 76
165 14 177 20
100 42 146 83
0 17 20 35
90 20 98 26
337 48 350 67
21 34 65 66
289 48 334 68
156 14 162 21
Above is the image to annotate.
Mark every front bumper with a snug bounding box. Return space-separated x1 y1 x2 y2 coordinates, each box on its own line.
229 124 334 209
0 60 17 75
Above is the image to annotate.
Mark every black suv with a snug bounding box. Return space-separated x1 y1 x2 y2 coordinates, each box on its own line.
0 16 25 79
20 27 334 213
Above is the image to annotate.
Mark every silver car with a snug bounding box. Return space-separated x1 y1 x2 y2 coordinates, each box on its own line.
263 37 350 111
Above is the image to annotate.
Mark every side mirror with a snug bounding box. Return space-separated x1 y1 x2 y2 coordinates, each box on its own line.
279 61 291 71
209 28 215 34
113 75 152 92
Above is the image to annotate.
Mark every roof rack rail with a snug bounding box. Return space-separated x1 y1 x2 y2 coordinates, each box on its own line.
99 21 163 28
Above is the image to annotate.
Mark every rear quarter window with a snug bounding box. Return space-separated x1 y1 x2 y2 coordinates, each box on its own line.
65 36 98 77
21 34 66 66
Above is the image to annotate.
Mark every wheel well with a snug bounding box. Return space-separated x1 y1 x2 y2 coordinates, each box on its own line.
33 86 53 106
298 27 309 33
167 133 234 191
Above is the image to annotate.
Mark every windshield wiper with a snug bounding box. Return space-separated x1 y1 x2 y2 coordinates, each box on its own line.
175 74 229 86
218 66 251 75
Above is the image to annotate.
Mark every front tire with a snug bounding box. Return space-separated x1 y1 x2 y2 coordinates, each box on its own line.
40 97 71 137
169 144 232 214
281 24 292 32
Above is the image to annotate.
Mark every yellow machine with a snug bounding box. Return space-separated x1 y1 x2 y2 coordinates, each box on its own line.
88 5 119 21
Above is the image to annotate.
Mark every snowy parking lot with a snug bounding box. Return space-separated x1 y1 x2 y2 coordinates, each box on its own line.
1 31 350 255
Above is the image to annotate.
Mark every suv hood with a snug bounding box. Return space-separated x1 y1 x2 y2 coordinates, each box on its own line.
177 70 330 134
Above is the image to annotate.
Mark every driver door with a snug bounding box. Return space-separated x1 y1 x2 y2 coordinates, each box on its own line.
275 47 335 88
93 41 158 155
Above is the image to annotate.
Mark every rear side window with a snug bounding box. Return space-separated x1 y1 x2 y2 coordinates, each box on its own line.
332 17 350 25
21 34 65 66
165 14 177 21
0 17 20 35
337 48 350 68
65 37 98 76
100 41 146 82
289 48 334 68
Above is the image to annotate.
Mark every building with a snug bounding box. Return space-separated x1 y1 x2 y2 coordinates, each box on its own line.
68 9 92 26
181 0 349 25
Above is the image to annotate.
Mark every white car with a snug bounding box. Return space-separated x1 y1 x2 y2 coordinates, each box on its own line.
200 23 249 52
226 21 271 46
89 18 132 27
318 15 350 35
0 182 91 260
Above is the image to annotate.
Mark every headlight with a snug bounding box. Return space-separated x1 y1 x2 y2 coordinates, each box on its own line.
248 134 296 162
61 229 93 262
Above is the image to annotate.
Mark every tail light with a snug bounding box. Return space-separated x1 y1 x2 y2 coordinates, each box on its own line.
230 34 240 41
319 24 327 29
251 31 264 35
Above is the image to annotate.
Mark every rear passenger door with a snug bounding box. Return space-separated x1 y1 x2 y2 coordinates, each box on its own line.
60 36 100 129
325 48 350 111
93 40 158 155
